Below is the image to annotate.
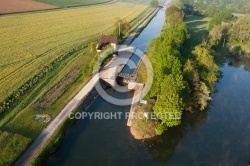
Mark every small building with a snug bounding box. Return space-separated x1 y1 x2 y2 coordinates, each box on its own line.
96 34 118 52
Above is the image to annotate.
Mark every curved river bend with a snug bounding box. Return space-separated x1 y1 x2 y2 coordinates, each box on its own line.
46 2 250 165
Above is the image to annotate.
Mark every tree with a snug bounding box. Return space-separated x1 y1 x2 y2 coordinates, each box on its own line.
113 18 130 39
150 0 158 7
168 11 184 26
208 15 222 31
153 74 184 129
166 5 180 17
197 82 212 110
209 25 222 46
229 16 250 43
205 5 218 17
192 45 218 89
218 8 235 22
88 42 96 52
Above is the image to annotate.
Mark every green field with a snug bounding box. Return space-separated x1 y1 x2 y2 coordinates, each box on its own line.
183 15 210 53
34 0 152 8
0 2 151 165
35 0 111 8
0 2 147 105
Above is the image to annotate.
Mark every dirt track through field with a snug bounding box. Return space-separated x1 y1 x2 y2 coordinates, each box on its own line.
0 0 58 14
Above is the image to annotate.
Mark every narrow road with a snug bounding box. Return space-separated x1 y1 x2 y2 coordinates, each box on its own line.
15 74 99 165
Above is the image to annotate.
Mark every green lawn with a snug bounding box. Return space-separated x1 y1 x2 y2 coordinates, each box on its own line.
35 0 111 7
183 15 210 53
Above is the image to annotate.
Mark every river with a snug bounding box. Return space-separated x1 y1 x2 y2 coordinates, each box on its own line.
45 1 250 166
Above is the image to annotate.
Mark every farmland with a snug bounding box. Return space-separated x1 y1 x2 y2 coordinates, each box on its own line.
0 1 152 165
0 0 58 14
35 0 111 8
0 2 148 107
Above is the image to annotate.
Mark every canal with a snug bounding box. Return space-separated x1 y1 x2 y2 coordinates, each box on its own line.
45 1 250 166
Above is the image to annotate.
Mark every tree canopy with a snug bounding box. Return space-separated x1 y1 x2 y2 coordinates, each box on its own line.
229 16 250 43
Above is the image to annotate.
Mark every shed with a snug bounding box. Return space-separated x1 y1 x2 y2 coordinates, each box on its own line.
96 34 118 52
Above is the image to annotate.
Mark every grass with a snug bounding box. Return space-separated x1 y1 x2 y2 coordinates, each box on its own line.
35 0 110 8
0 2 148 107
0 2 151 165
121 0 151 5
0 49 91 165
136 58 148 84
131 101 157 139
183 15 210 53
0 131 31 165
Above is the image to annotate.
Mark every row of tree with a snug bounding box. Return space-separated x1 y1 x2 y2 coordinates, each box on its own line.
207 11 250 54
147 1 219 135
182 0 250 14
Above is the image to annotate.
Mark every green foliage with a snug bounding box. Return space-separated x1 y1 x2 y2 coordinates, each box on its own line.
197 82 212 110
147 2 191 133
182 0 250 14
209 25 223 46
218 8 235 22
153 75 183 127
205 5 234 22
192 45 218 89
150 0 158 7
205 5 218 17
88 42 97 53
166 5 184 26
229 16 250 43
113 18 131 39
155 123 167 135
208 15 222 31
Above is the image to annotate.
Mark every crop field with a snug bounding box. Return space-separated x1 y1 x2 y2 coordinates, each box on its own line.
0 2 148 105
35 0 111 8
0 0 58 14
0 2 151 164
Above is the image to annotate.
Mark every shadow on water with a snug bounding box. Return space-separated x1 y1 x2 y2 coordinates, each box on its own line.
229 57 250 72
144 110 208 164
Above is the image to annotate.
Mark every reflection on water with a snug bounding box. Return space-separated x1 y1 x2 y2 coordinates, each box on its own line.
229 57 250 72
143 61 250 166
